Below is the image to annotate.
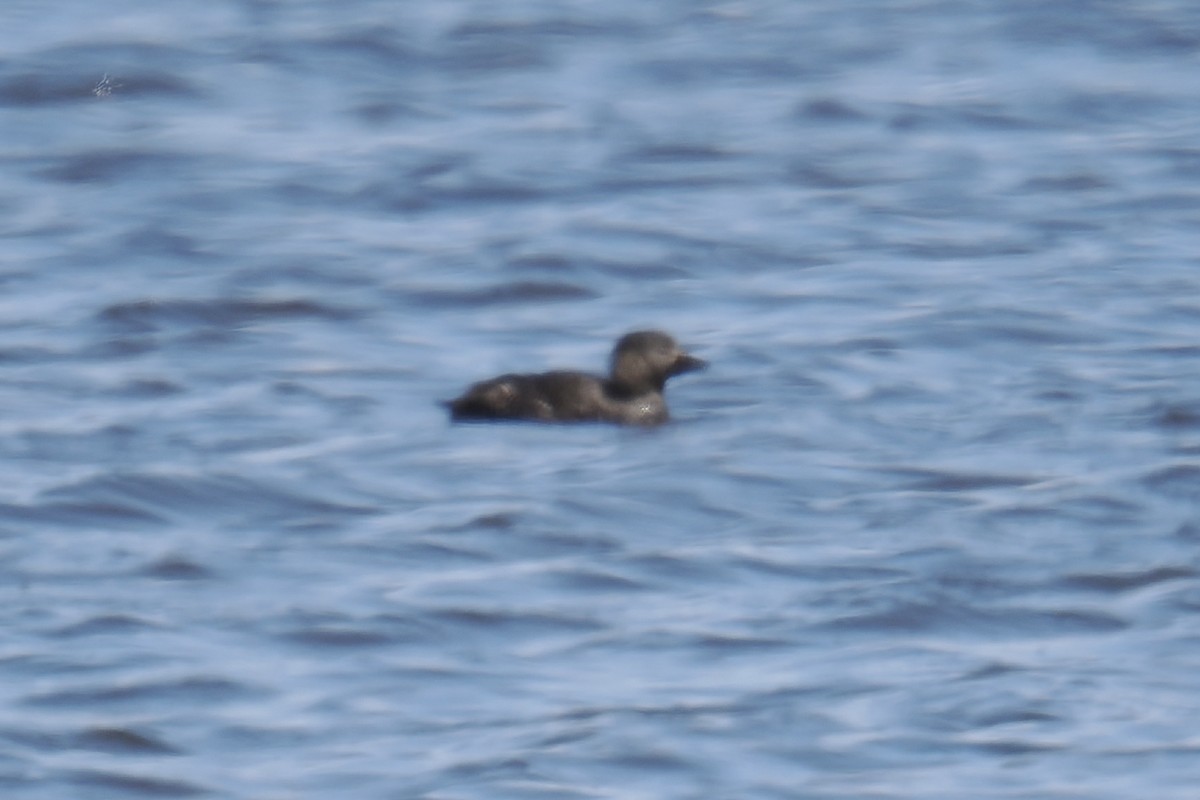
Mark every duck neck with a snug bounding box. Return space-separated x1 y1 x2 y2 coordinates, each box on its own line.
607 375 662 397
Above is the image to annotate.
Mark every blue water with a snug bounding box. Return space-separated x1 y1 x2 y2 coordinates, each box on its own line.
3 1 1200 798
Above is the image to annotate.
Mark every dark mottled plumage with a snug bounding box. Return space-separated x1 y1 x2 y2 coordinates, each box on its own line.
445 330 706 425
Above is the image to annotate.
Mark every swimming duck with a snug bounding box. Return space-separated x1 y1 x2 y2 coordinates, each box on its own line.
445 330 706 425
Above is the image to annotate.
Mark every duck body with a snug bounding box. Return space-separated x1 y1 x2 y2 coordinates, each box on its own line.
445 331 705 426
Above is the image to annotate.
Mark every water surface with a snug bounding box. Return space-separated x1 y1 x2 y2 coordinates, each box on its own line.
2 1 1199 798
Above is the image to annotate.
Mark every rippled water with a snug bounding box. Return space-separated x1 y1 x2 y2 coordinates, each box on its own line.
3 1 1200 798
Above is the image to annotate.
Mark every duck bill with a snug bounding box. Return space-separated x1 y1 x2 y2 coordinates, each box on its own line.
671 353 707 375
